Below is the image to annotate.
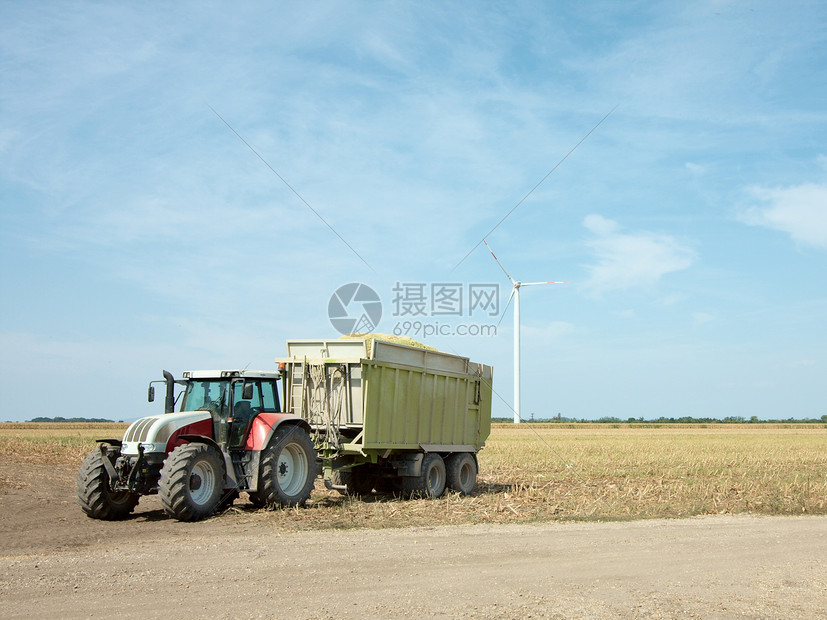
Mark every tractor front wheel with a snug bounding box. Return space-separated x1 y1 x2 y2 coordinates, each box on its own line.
158 443 225 521
251 426 317 508
76 449 139 520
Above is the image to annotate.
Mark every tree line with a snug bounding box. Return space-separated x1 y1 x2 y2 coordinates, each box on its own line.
494 414 827 424
28 416 120 423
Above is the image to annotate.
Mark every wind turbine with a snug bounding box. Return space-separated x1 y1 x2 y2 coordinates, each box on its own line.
484 239 567 424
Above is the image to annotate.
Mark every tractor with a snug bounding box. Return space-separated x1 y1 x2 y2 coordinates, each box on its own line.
76 369 316 522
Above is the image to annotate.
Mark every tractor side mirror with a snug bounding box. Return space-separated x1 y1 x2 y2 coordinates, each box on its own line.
148 385 156 402
242 382 254 400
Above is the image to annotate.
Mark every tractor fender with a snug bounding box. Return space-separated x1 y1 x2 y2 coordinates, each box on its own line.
165 418 213 454
244 413 311 452
177 434 222 453
243 414 311 493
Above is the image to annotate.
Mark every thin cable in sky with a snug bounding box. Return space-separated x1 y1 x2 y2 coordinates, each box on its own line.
452 105 618 271
208 104 375 272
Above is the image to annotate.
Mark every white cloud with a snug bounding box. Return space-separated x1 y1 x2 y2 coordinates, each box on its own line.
582 215 695 294
692 312 716 325
740 183 827 249
583 214 620 236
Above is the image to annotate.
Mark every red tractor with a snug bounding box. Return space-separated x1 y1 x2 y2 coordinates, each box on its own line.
77 369 317 521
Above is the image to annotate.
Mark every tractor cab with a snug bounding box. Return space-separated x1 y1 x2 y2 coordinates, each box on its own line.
179 370 282 450
150 370 282 450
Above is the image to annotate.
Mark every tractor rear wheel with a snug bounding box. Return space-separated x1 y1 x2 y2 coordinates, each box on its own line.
446 453 477 495
250 426 317 508
76 449 139 520
403 453 446 498
158 443 225 521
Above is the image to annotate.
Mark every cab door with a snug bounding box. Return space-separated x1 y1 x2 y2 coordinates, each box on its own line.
228 380 280 449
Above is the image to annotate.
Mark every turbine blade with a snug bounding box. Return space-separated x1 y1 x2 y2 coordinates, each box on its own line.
520 280 569 286
496 288 515 328
483 239 516 284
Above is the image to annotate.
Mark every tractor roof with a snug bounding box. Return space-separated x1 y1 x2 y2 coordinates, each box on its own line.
181 370 281 380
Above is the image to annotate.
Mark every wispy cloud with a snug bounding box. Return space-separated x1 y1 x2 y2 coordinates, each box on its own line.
740 183 827 250
582 215 695 294
692 312 716 325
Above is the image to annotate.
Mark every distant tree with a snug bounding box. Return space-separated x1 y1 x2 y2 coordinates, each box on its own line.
27 416 116 423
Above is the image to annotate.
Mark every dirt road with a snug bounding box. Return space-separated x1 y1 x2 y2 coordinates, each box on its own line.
1 462 825 618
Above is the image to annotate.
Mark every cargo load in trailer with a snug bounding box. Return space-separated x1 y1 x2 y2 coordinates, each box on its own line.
77 339 493 522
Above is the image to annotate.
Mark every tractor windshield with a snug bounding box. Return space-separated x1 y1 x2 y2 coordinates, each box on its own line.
180 380 230 418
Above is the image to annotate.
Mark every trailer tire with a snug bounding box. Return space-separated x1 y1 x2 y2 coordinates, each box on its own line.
403 453 447 498
76 449 139 520
252 425 317 508
446 453 477 495
375 475 403 495
158 443 225 521
330 469 353 496
346 465 376 496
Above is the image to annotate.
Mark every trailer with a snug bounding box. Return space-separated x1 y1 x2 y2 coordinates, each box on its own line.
280 339 493 497
76 338 493 521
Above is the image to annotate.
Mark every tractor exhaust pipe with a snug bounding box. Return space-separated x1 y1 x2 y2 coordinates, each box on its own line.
162 370 175 414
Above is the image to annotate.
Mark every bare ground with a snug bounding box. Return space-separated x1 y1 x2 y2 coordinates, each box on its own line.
1 460 825 619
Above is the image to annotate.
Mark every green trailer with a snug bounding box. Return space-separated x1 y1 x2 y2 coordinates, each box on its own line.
277 339 493 497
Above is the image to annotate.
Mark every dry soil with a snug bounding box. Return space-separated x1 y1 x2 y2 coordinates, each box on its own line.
1 460 825 619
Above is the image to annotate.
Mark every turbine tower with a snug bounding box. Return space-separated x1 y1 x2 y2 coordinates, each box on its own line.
484 239 567 424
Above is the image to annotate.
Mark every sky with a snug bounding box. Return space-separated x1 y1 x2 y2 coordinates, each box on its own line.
1 0 826 422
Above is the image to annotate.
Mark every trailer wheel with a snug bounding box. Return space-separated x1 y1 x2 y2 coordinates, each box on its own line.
374 475 403 495
252 425 317 508
446 453 477 495
403 453 446 498
158 442 225 521
76 449 139 520
330 469 352 496
346 465 377 496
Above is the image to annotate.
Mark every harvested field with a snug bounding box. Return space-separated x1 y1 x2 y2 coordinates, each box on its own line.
1 422 824 529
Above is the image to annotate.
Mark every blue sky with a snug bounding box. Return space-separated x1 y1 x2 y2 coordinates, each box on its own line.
1 1 825 422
